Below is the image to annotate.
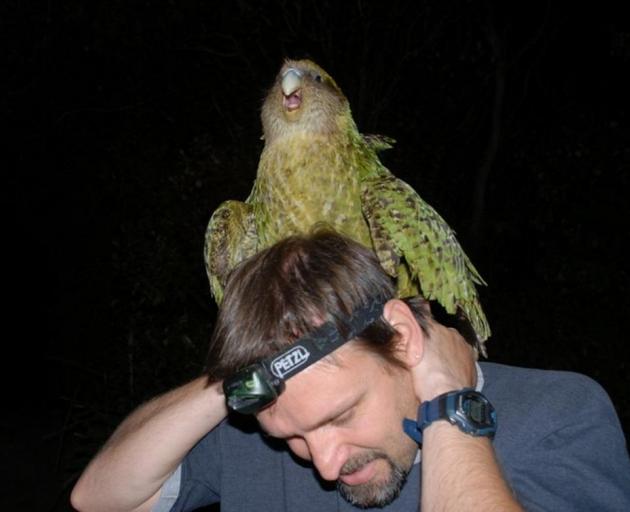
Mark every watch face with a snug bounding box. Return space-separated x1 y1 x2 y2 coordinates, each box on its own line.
466 397 489 424
458 391 495 429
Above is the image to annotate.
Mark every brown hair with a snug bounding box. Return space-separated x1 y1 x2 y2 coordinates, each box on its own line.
205 229 431 381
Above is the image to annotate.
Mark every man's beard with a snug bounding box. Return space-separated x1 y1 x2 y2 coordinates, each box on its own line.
337 450 412 508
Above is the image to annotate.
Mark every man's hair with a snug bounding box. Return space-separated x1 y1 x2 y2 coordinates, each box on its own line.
205 229 431 381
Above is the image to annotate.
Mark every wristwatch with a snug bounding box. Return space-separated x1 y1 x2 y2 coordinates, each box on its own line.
403 388 497 444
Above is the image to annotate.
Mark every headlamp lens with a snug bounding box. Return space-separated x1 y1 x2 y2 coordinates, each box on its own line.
223 364 285 414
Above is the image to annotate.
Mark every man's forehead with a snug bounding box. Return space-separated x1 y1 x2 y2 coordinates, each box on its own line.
258 346 364 431
282 343 356 395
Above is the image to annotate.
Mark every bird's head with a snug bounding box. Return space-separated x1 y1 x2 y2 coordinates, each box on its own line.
261 59 355 144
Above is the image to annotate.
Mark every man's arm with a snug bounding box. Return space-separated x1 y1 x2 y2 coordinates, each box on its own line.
421 424 522 512
410 320 523 512
71 377 227 512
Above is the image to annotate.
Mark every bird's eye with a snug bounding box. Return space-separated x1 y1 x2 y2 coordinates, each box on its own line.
314 74 322 83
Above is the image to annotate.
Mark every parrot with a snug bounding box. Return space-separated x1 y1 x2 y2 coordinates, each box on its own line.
204 59 490 355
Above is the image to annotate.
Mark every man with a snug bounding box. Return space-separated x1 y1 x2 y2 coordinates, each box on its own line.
72 231 630 511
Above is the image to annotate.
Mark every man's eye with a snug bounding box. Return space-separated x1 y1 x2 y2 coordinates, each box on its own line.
332 409 355 426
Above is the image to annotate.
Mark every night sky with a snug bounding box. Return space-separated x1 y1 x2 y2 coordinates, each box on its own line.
5 1 629 510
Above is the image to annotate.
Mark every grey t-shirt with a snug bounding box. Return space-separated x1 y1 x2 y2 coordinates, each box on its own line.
154 362 630 511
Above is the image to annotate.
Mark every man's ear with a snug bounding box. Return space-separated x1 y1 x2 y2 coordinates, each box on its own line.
383 299 426 368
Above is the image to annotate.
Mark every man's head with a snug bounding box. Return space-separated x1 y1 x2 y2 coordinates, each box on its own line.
206 229 431 381
206 229 432 507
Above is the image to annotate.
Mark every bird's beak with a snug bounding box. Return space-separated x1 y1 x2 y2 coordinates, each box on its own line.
281 68 303 112
281 68 303 96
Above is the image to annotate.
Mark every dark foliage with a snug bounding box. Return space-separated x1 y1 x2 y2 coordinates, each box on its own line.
4 1 629 510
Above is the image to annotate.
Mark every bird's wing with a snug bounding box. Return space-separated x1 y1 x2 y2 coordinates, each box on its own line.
362 134 396 153
361 173 491 345
204 200 258 304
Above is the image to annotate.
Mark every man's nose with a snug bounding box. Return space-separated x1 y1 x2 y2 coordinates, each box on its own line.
306 431 347 481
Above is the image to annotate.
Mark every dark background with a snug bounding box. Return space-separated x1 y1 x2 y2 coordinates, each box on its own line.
4 1 629 510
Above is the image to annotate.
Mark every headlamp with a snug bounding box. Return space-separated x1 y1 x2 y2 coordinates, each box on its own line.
222 296 387 414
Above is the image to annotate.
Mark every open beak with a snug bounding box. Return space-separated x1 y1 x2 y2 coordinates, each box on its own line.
281 68 303 111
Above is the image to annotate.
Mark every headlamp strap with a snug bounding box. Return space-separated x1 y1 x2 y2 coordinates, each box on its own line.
260 296 387 383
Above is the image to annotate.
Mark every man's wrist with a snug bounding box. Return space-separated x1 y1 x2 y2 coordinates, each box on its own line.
404 388 497 444
422 418 490 441
200 379 229 425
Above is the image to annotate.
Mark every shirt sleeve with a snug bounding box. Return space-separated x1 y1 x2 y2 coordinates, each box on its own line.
151 465 182 512
507 373 630 511
152 423 224 512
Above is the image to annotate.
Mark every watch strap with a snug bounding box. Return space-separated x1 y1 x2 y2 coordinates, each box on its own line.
417 388 466 432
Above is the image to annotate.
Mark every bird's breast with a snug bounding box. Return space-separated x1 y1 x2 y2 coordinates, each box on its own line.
254 139 371 247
